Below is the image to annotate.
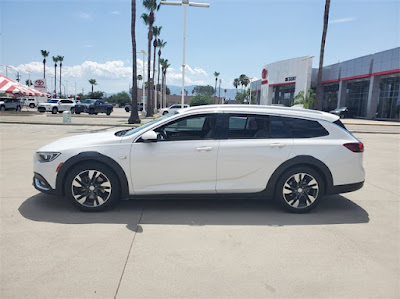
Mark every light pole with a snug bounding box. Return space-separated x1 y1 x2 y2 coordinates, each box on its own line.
160 0 210 108
25 70 32 86
137 50 147 115
1 65 12 77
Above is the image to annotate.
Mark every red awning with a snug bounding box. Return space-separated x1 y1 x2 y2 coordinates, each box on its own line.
0 74 46 97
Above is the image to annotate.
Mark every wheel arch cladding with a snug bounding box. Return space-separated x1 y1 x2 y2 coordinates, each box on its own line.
265 155 333 197
56 152 129 198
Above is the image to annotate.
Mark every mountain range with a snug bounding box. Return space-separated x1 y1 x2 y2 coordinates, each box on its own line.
167 85 239 100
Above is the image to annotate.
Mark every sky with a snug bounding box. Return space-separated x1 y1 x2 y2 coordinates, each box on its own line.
0 0 399 95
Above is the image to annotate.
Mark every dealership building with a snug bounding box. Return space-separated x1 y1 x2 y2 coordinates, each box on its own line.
251 47 400 120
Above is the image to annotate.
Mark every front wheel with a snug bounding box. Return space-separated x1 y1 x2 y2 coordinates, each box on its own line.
106 109 111 115
65 162 121 211
275 167 324 213
70 107 75 114
52 107 58 114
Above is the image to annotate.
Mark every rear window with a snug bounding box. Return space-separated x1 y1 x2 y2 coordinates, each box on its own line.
282 117 329 138
334 119 347 130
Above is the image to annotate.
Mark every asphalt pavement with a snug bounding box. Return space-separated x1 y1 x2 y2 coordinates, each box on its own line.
0 119 399 298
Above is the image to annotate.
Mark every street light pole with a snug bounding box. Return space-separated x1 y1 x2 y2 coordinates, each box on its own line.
160 0 210 108
137 50 146 115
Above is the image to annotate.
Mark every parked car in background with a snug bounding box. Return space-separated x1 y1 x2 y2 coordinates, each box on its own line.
20 97 47 108
125 102 143 112
33 105 364 213
0 98 22 111
37 99 76 114
74 99 113 115
329 107 353 118
160 104 190 115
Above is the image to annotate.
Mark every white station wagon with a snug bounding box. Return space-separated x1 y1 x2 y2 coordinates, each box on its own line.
33 105 365 213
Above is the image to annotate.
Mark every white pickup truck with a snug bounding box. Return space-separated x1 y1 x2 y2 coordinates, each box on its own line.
37 99 76 114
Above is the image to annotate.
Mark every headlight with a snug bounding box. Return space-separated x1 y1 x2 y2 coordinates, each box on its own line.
36 152 61 163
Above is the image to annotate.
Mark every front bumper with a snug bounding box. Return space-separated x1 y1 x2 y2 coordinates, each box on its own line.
33 172 56 194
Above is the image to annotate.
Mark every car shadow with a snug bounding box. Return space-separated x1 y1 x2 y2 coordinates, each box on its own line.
19 193 369 232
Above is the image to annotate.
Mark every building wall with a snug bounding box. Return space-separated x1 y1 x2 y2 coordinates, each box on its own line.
257 47 399 120
260 56 313 105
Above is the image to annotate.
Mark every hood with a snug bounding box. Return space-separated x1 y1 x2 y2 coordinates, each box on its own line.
38 130 122 152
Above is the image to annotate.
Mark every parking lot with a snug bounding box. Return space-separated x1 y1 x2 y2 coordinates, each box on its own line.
0 122 399 298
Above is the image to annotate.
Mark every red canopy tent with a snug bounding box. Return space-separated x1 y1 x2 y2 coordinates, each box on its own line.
0 74 47 97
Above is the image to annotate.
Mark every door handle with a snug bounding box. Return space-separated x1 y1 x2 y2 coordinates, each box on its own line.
196 146 213 152
269 143 286 148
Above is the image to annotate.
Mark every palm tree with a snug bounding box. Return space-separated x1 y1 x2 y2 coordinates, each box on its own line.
52 56 59 97
157 38 167 104
57 55 64 97
239 74 247 92
214 72 220 101
41 50 49 79
89 79 97 95
141 0 160 117
160 58 170 108
233 78 240 95
152 25 162 109
315 0 331 110
129 0 141 124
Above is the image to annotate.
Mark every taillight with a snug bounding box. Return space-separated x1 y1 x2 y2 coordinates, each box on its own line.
344 142 364 152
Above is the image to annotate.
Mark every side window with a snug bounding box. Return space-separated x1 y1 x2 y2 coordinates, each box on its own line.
171 105 179 109
227 114 270 139
155 114 217 141
270 116 291 138
282 117 329 138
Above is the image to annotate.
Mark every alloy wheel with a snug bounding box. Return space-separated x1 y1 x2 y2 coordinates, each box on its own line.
282 173 319 209
71 170 112 208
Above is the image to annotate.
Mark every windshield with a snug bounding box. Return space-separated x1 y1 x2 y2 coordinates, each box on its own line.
124 112 177 136
82 99 96 104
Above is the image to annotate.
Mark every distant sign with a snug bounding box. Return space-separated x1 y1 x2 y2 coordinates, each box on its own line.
285 76 296 82
34 79 47 93
262 68 268 79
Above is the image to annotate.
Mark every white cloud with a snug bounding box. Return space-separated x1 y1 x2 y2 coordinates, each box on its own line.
8 60 211 93
78 12 91 19
329 17 355 24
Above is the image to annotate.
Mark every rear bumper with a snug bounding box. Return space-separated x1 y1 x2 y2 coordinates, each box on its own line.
328 181 364 195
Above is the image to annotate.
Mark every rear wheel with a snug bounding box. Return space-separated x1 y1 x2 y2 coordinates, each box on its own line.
29 103 35 108
106 109 111 115
16 105 21 111
65 162 121 211
52 107 58 114
275 167 324 213
0 106 5 111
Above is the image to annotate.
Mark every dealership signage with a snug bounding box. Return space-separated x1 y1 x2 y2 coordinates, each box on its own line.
34 79 47 93
285 76 296 82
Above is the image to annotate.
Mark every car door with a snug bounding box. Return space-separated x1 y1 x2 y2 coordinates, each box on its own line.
216 114 294 193
130 113 220 194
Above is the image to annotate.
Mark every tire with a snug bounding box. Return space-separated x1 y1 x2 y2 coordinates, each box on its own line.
125 107 130 112
0 106 5 111
52 107 58 114
70 107 75 114
106 109 111 115
75 112 81 115
65 162 121 212
163 111 168 115
29 103 35 108
340 114 344 119
275 167 324 213
16 105 21 111
89 108 94 115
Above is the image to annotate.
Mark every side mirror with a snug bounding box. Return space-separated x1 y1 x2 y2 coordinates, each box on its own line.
141 130 158 143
